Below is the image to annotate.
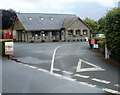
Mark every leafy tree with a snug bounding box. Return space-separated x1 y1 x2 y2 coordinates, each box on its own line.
83 18 100 35
98 17 106 33
0 9 16 30
105 8 120 61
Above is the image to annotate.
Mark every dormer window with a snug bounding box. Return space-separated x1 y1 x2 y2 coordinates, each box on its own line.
40 17 44 21
49 17 54 21
28 17 32 21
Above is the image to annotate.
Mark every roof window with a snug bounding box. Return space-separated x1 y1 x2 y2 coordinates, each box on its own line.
28 17 32 21
40 17 44 21
49 17 54 21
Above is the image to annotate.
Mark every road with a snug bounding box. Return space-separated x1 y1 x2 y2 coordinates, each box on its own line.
2 42 120 94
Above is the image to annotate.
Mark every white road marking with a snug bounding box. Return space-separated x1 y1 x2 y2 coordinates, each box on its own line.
62 71 73 74
53 68 61 71
63 76 76 81
24 64 29 67
28 66 37 69
79 82 96 87
77 68 105 72
102 88 120 94
76 59 105 72
50 45 63 74
52 73 62 77
74 74 90 78
92 78 111 84
50 44 72 74
37 68 49 73
114 84 120 87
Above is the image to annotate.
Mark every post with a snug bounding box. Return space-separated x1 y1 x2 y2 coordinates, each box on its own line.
105 44 109 59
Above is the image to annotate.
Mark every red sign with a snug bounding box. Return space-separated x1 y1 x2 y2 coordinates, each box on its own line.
90 38 96 44
4 31 13 39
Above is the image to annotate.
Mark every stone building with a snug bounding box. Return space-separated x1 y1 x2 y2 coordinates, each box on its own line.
13 13 91 42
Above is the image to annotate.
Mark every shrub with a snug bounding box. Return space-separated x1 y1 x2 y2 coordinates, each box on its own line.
94 37 105 42
97 40 105 54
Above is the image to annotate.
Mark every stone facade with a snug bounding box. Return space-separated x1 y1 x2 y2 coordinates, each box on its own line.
13 13 91 42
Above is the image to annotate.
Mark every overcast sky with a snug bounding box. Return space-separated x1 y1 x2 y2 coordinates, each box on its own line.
0 0 119 20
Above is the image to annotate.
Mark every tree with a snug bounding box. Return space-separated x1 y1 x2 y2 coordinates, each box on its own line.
104 8 120 62
0 9 17 30
98 17 106 33
83 18 100 35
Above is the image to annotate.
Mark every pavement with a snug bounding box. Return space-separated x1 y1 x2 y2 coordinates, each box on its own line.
1 42 120 94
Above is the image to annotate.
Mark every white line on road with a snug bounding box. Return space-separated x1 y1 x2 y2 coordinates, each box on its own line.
50 45 62 74
63 76 77 81
74 74 90 78
52 73 62 77
79 82 96 87
24 64 29 67
53 68 61 71
102 88 120 94
92 78 111 84
50 44 72 74
76 59 105 72
28 65 37 69
114 84 120 87
62 70 73 74
37 68 49 73
77 68 105 72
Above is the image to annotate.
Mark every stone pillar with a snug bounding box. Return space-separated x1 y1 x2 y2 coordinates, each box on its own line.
57 31 60 41
61 30 65 41
65 30 68 41
48 32 52 41
16 31 18 41
73 29 76 36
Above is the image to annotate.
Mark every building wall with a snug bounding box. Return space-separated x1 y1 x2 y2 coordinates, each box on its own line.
13 17 90 42
65 19 90 41
13 18 24 30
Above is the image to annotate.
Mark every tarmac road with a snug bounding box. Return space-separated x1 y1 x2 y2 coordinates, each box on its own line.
2 42 120 94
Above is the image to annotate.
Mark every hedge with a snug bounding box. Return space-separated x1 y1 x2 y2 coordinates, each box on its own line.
97 40 105 54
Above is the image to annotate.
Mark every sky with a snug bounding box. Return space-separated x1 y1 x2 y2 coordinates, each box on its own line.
0 0 119 20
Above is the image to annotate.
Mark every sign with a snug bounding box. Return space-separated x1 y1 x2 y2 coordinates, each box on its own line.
5 42 14 55
93 44 99 49
4 31 13 39
90 38 96 44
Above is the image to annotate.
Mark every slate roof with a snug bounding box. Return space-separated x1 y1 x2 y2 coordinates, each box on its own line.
62 17 78 28
62 17 91 29
17 13 77 31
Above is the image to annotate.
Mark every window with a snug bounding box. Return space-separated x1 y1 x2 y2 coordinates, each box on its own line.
76 30 81 35
83 29 88 35
49 17 54 21
68 30 73 36
28 17 32 21
40 17 44 21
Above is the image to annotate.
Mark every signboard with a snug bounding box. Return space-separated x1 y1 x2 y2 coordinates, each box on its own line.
5 42 14 55
93 44 99 49
90 38 96 44
4 31 13 39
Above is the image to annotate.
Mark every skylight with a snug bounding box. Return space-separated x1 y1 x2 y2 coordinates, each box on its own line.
49 17 54 21
28 17 32 21
40 17 44 21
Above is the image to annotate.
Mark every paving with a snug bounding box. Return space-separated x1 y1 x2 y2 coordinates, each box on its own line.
2 42 120 94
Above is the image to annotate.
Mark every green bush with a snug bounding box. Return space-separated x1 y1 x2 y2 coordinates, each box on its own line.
97 40 105 54
94 37 105 42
